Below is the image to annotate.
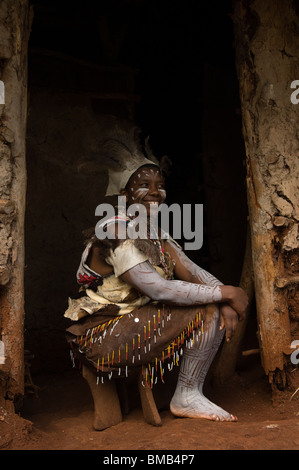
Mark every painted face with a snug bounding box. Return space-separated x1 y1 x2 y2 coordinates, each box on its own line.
123 165 166 215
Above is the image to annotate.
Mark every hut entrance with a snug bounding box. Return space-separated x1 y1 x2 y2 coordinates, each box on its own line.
1 0 298 423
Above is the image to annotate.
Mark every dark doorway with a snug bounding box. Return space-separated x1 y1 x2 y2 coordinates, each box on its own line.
25 0 247 373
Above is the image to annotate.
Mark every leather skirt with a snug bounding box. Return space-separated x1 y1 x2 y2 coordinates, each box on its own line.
66 302 208 385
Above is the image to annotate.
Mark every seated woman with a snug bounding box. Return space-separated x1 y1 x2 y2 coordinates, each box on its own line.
64 123 248 426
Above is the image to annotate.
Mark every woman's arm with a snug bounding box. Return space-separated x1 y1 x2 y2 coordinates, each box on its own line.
164 240 248 338
165 239 223 286
120 260 248 318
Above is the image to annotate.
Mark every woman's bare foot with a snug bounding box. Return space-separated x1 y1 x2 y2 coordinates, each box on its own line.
170 389 238 422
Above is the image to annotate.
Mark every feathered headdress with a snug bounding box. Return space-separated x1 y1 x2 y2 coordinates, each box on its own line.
76 116 171 196
103 127 159 196
89 116 170 196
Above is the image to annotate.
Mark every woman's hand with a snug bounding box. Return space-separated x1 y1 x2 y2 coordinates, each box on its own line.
220 286 248 320
219 304 241 342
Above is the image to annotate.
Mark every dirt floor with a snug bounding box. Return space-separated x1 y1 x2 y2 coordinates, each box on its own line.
1 360 299 452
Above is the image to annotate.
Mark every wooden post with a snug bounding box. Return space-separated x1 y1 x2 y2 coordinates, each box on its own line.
213 225 255 384
0 0 31 410
232 0 298 388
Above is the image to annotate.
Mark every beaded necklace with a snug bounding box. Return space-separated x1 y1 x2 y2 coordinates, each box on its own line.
151 238 174 280
126 213 175 280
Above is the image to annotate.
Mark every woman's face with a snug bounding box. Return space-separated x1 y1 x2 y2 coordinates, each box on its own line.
122 165 166 215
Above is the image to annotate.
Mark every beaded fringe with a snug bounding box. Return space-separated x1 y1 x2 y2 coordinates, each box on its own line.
69 306 204 388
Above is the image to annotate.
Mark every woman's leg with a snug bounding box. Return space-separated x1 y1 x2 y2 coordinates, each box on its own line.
170 307 237 421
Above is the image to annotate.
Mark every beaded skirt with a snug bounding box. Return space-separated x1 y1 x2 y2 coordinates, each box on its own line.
66 302 206 387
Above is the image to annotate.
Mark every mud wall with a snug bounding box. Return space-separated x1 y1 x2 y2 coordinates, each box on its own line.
233 0 299 385
0 0 30 409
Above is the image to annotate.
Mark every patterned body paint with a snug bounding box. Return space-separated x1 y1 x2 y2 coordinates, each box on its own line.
124 166 166 212
170 309 238 421
121 262 222 307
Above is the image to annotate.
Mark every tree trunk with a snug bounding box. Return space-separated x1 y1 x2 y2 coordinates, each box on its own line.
0 0 31 411
232 0 299 388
